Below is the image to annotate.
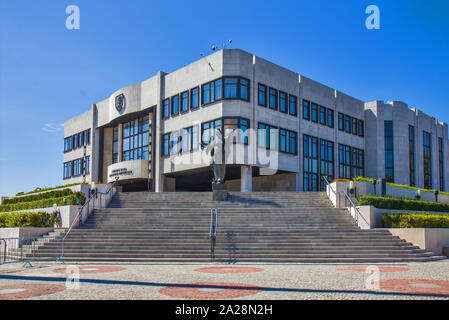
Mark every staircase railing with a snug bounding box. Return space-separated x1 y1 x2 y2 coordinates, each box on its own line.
59 179 119 262
209 208 218 260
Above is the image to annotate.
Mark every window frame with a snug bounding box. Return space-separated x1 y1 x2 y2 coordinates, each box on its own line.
258 83 267 107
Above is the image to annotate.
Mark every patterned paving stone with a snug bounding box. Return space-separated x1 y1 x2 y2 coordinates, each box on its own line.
195 266 264 274
159 282 262 299
0 284 66 300
337 266 410 272
378 279 449 296
53 266 126 274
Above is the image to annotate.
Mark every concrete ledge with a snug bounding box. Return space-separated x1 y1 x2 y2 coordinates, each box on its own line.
386 228 449 256
0 227 54 239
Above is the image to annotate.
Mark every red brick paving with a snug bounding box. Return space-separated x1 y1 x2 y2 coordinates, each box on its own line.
195 266 264 274
159 282 262 299
53 266 126 274
0 284 66 300
337 266 410 272
378 279 449 295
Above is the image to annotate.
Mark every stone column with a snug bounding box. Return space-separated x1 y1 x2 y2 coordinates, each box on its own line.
241 166 252 192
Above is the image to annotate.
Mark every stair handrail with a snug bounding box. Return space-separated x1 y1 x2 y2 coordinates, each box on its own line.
209 208 218 260
58 179 119 262
322 176 336 197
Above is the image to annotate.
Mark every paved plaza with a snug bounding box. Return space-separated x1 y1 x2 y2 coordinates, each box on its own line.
0 260 449 300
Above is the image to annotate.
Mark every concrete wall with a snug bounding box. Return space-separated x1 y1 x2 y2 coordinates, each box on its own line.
227 173 297 192
387 228 449 256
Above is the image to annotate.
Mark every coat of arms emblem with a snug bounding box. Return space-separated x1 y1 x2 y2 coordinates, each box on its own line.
115 94 125 113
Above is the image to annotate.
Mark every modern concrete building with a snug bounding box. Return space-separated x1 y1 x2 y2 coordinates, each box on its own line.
62 49 449 192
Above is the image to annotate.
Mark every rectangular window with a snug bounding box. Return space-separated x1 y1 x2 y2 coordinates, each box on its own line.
64 137 73 153
239 78 249 101
170 131 178 155
258 122 277 150
352 118 358 136
384 121 394 182
338 113 344 131
171 95 179 116
409 125 415 187
289 95 297 116
181 127 192 153
302 100 310 120
339 144 351 179
358 120 364 137
319 106 326 125
345 115 351 133
439 137 444 191
258 84 267 107
269 88 278 110
162 99 170 119
190 87 199 110
280 129 287 153
202 83 211 104
224 77 238 99
311 103 318 123
73 135 78 150
84 156 90 175
214 79 222 101
423 131 432 189
303 135 318 191
63 162 72 179
112 126 119 164
327 109 334 128
122 116 150 161
351 148 364 178
279 92 287 113
73 159 82 177
162 133 170 156
181 91 189 113
320 139 334 191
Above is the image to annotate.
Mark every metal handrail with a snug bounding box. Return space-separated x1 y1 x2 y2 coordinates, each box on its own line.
59 179 119 262
209 208 218 260
322 176 336 196
343 190 369 227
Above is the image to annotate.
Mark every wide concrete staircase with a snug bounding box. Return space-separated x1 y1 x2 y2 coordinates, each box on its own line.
31 192 444 263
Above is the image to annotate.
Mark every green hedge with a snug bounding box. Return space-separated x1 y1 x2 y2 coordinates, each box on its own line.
0 211 58 228
358 195 449 212
16 183 86 196
0 192 86 213
353 176 449 196
4 189 74 205
382 212 449 228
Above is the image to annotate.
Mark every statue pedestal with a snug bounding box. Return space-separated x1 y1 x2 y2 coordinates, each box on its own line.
209 183 228 201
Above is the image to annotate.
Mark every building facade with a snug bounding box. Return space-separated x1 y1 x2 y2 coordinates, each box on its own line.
62 49 449 192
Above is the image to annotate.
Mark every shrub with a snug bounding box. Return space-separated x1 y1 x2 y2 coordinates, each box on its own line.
358 195 449 212
4 189 74 205
353 177 449 196
0 192 86 213
0 212 58 228
382 212 449 228
16 183 87 196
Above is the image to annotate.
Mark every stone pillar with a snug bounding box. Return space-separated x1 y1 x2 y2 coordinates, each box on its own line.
241 166 252 192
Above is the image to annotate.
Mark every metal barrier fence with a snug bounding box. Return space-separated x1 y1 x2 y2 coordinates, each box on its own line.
0 236 49 266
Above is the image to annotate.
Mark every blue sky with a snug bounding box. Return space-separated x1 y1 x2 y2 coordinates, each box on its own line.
1 0 448 196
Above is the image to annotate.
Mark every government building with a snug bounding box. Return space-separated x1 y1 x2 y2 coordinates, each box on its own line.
62 49 448 193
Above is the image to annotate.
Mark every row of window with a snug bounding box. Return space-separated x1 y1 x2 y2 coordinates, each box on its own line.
338 112 364 137
162 126 199 156
258 84 297 117
63 156 90 179
64 129 91 153
258 123 297 155
302 100 334 128
162 77 250 119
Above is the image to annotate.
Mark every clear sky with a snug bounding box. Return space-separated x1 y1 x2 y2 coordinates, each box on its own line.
1 0 448 196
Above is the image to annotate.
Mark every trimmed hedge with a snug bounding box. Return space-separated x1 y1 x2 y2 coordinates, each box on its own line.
0 192 86 213
0 211 58 228
358 195 449 212
4 189 74 205
16 183 86 196
382 212 449 228
353 176 449 196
